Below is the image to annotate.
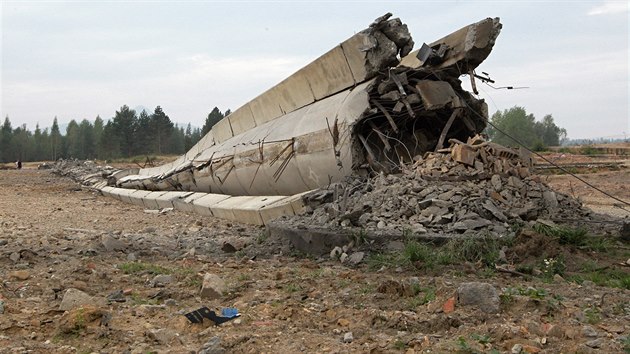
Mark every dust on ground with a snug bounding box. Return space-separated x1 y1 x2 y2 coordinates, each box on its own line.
1 168 629 354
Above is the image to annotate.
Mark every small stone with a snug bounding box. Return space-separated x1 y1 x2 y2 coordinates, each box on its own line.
200 273 226 300
151 274 174 287
199 336 225 354
340 219 352 227
9 252 20 262
581 280 595 288
542 191 558 209
457 282 500 313
59 288 107 311
337 318 350 327
343 332 353 343
330 246 343 259
8 270 30 281
553 274 564 282
126 253 137 261
585 338 603 348
582 325 598 338
101 234 126 252
377 220 386 229
106 290 126 303
491 174 502 191
511 344 523 354
147 328 178 345
339 253 348 263
348 252 365 265
164 299 177 307
0 239 7 246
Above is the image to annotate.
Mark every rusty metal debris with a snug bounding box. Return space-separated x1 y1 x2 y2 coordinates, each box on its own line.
114 15 502 199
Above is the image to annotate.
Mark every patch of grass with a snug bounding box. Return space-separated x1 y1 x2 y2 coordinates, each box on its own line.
256 230 269 244
130 293 158 305
351 228 368 246
367 253 398 270
284 283 302 293
368 235 510 273
584 306 602 324
406 286 436 309
623 335 630 354
118 262 170 275
237 273 251 281
533 223 588 247
541 255 566 279
444 235 511 267
470 333 492 345
393 339 407 350
588 269 630 290
359 284 375 295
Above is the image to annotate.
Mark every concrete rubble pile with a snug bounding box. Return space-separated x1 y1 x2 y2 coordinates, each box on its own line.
51 159 118 189
280 135 588 239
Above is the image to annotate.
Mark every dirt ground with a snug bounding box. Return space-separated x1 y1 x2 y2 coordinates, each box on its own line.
540 154 630 218
1 168 629 354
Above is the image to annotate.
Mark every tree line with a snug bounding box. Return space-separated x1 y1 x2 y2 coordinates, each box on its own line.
485 106 567 150
0 105 230 163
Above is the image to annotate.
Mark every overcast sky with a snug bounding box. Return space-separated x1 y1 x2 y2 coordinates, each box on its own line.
1 1 628 139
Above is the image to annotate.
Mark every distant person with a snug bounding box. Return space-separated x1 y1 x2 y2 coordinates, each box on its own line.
16 160 22 169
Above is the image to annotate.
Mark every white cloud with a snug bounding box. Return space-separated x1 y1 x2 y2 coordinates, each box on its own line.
587 1 628 16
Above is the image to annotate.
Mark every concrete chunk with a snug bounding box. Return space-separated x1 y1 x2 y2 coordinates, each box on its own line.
200 273 226 300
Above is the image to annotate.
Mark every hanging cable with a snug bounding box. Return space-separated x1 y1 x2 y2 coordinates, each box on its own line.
456 88 630 213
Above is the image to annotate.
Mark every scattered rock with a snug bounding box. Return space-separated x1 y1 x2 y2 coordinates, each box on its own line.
8 270 30 281
59 288 107 311
456 282 500 313
199 336 225 354
200 273 226 300
348 252 365 265
582 325 598 338
343 332 354 343
585 338 603 348
146 328 180 345
511 343 523 354
330 246 343 259
101 234 126 252
57 306 110 334
151 274 174 287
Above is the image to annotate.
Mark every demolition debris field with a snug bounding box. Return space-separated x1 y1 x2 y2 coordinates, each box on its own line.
1 153 629 353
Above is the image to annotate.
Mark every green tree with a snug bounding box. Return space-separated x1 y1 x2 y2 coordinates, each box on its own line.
79 119 95 159
150 106 174 154
12 124 33 162
534 114 567 147
50 117 62 160
65 119 81 158
1 116 13 162
486 106 537 148
111 105 138 157
93 116 104 159
487 107 568 150
100 121 120 159
33 124 48 161
202 107 225 135
169 124 185 154
135 110 153 155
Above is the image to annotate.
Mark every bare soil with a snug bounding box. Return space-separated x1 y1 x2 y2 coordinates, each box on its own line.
1 168 629 354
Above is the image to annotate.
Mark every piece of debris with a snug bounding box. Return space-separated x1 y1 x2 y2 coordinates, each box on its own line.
184 307 240 325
